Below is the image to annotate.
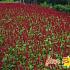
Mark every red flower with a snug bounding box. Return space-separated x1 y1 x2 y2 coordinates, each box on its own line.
65 22 70 32
20 31 28 42
60 22 65 31
19 65 24 70
0 47 7 52
57 47 61 54
62 46 70 57
22 20 30 30
0 61 3 69
34 65 37 70
25 52 29 60
0 52 5 60
34 34 39 43
37 56 40 63
3 22 14 30
40 26 47 35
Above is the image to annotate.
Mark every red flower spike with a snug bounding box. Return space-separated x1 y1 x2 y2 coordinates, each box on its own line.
57 47 61 54
19 65 24 70
40 26 47 35
0 61 3 70
25 52 29 60
20 31 28 42
34 65 37 70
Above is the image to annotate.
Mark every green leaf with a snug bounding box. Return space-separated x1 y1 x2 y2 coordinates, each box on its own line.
60 37 65 43
45 38 52 47
19 29 24 35
29 63 34 70
46 23 51 31
29 27 34 36
0 35 4 44
42 48 46 56
2 56 7 63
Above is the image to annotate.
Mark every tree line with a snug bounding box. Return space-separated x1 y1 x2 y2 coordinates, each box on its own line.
0 0 70 5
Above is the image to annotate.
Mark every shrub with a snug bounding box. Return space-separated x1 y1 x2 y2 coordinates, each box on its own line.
53 4 70 13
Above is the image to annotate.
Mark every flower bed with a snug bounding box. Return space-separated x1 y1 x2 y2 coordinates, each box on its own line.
0 3 70 70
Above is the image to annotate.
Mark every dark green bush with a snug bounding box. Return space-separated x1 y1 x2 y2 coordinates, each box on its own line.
40 1 70 13
53 4 70 13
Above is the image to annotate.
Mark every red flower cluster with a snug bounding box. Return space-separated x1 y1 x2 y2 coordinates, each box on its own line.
0 3 70 70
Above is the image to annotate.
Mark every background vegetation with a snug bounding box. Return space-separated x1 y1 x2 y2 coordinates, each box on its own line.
0 0 70 13
40 0 70 13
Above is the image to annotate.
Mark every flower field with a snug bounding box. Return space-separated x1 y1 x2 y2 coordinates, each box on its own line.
0 3 70 70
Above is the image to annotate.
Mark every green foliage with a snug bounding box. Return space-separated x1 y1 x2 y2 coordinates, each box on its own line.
40 1 70 13
38 0 69 5
53 4 70 13
0 0 15 2
40 1 49 7
0 34 4 45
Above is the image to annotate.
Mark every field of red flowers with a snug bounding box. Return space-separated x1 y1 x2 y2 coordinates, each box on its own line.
0 3 70 70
